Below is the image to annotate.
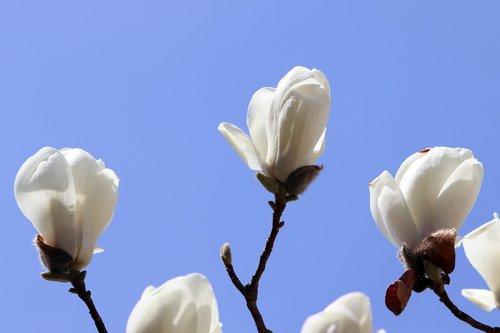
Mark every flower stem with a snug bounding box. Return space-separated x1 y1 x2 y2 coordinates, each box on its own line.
223 191 287 333
432 283 500 332
69 271 108 333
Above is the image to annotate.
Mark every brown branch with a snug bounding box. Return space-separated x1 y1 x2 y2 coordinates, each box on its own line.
69 271 108 333
222 191 287 333
432 283 500 333
224 263 245 295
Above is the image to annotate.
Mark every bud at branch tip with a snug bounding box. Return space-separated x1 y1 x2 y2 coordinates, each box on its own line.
220 243 232 266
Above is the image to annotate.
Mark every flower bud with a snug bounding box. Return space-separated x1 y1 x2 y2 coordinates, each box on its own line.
220 243 232 266
127 273 222 333
369 147 482 249
15 147 119 271
285 165 323 195
301 292 385 333
219 66 330 186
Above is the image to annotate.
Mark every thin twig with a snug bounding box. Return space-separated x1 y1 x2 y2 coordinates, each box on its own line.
432 283 500 333
223 191 287 333
224 263 245 294
69 271 108 333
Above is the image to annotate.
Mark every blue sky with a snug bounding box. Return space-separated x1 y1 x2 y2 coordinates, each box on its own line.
1 1 500 332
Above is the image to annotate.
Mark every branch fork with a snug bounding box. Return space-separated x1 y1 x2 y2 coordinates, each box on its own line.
222 191 287 333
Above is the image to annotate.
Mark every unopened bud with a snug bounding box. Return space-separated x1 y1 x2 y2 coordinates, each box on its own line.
220 243 232 266
285 165 323 195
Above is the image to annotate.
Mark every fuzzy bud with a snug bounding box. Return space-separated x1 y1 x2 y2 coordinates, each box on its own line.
35 235 74 273
285 165 323 195
415 228 457 274
220 243 232 266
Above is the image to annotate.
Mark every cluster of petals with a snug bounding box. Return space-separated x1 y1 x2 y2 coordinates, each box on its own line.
218 66 330 183
14 147 119 270
301 292 385 333
127 277 383 333
369 147 483 249
15 68 495 333
126 273 222 333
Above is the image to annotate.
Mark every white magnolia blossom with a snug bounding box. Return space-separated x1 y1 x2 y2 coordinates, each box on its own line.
301 292 385 333
369 147 483 249
127 273 222 333
14 147 119 270
461 213 500 312
218 66 330 183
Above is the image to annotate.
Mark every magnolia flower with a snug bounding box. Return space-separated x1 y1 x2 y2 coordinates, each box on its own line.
369 147 483 249
461 213 500 312
14 147 119 271
127 273 222 333
301 292 385 333
218 66 330 183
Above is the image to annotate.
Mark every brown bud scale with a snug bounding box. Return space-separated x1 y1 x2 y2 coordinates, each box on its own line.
35 235 74 272
385 269 417 316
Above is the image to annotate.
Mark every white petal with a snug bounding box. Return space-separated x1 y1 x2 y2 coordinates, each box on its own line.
462 218 500 303
302 313 359 333
369 171 420 248
397 147 475 238
394 148 432 184
461 289 498 312
128 283 197 333
435 159 483 231
127 273 222 333
282 75 329 109
274 67 330 109
14 147 78 259
301 292 373 333
268 81 330 182
77 167 118 268
61 149 103 201
309 128 327 163
274 66 313 106
310 69 331 100
76 169 118 268
218 122 265 171
247 87 275 157
369 172 397 246
323 293 372 333
267 67 320 149
181 273 222 333
62 149 119 269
